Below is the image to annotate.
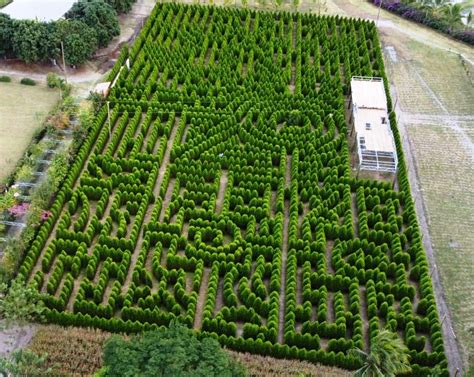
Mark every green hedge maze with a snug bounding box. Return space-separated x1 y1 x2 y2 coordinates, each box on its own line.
19 4 447 375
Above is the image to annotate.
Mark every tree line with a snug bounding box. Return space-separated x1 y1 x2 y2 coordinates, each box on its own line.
0 0 136 66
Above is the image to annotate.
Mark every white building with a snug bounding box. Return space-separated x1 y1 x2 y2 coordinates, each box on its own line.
349 76 397 173
1 0 77 22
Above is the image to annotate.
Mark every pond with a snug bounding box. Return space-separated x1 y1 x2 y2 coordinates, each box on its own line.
1 0 77 21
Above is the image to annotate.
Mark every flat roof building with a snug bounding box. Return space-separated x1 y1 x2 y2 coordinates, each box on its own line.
349 76 397 173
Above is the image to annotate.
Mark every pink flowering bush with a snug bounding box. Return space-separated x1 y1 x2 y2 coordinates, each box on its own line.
40 210 53 222
8 203 30 218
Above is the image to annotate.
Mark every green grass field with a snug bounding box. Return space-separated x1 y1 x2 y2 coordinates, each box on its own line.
0 80 58 183
407 123 474 374
383 34 474 373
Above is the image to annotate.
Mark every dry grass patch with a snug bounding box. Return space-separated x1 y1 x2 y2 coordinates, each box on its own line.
227 350 352 377
0 81 58 183
28 325 110 376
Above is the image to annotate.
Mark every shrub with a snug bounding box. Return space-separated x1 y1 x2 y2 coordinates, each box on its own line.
99 321 246 376
46 72 63 88
20 78 36 86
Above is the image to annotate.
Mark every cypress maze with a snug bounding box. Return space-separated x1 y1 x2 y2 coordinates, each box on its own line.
18 3 447 375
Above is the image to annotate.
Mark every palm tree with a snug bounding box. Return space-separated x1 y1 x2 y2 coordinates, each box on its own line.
442 3 464 30
415 0 448 18
349 330 411 377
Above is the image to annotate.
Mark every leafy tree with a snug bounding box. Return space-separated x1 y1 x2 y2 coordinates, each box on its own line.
41 22 61 61
104 0 136 14
0 13 14 57
66 0 120 48
0 348 52 377
348 330 411 377
98 321 246 376
441 4 464 29
11 21 54 63
0 276 45 328
56 20 98 66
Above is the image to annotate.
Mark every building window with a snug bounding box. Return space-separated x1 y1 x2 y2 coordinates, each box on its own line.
381 117 386 124
365 123 371 130
359 137 366 150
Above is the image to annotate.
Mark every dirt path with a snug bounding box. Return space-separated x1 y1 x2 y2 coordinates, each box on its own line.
215 171 228 215
278 154 292 344
359 287 369 352
157 116 181 222
289 21 298 94
351 192 359 238
159 178 176 223
194 267 210 330
326 241 334 275
326 292 334 323
0 324 36 357
278 199 290 344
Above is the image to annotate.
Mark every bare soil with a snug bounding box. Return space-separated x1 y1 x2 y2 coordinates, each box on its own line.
194 267 210 330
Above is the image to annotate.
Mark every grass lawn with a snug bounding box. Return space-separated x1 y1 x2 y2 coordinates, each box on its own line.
382 29 474 373
0 80 58 184
407 124 474 375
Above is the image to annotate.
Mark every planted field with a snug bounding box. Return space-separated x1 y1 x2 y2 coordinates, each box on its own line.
28 325 351 376
29 325 110 376
19 3 447 373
